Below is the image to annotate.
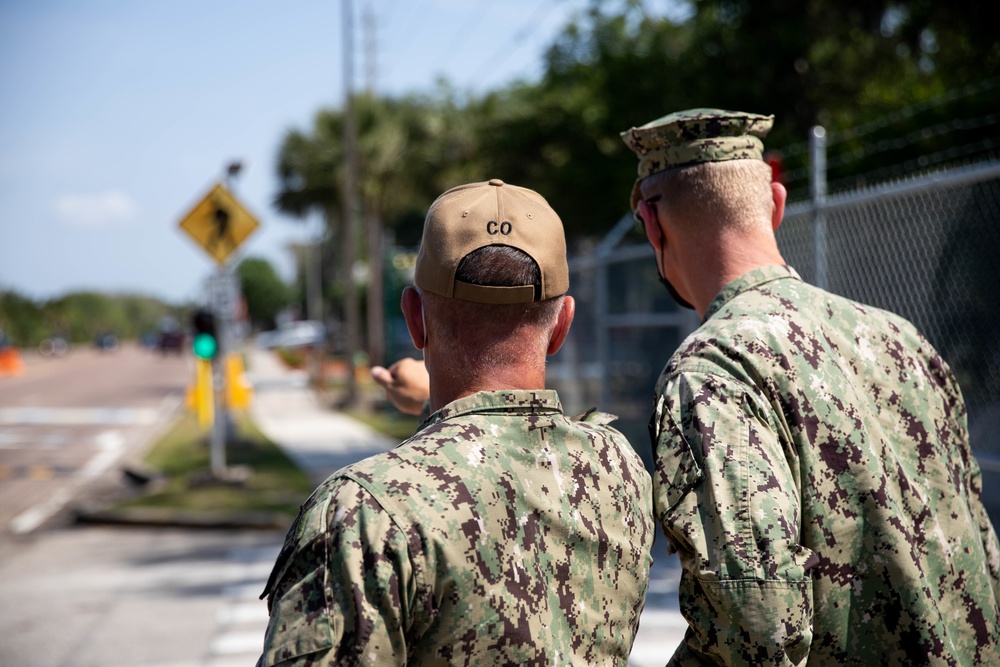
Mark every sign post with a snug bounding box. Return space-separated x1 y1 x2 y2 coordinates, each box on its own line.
177 181 259 477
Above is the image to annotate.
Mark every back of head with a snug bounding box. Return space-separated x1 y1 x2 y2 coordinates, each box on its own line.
414 179 569 373
621 108 776 233
641 159 774 233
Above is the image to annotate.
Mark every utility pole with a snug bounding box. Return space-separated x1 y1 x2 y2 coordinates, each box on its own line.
341 0 360 406
364 2 376 94
306 213 325 389
362 2 384 367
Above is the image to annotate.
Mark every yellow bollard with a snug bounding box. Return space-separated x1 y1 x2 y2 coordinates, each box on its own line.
224 353 254 411
195 357 214 428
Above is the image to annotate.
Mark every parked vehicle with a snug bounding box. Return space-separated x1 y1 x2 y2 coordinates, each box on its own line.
94 332 120 351
257 320 325 349
39 334 69 357
157 316 185 355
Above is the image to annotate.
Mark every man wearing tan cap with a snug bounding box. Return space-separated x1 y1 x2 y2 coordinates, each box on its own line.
623 109 1000 665
257 179 654 666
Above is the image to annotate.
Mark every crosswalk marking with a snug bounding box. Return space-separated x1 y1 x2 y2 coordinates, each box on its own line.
0 407 161 425
206 544 280 664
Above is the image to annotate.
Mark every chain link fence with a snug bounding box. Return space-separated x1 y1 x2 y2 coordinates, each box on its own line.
549 158 1000 473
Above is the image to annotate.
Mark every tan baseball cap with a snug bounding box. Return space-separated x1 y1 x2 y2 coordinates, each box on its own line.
414 179 569 304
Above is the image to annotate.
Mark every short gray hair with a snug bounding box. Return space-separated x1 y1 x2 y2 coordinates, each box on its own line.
640 159 773 233
422 246 564 380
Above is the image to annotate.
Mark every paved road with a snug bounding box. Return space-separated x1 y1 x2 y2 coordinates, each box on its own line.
0 344 190 534
0 525 282 667
0 347 687 665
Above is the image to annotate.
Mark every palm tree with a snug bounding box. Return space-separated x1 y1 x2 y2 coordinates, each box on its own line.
273 90 487 397
274 110 361 402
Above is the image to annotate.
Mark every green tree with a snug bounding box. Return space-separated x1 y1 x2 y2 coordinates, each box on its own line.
236 256 292 331
466 0 1000 225
0 290 46 346
1 288 180 347
273 91 483 370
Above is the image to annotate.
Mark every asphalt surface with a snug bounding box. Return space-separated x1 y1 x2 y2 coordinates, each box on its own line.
0 346 686 666
0 345 190 533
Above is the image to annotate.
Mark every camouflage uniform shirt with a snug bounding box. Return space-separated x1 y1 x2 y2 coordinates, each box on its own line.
649 265 1000 666
259 389 654 666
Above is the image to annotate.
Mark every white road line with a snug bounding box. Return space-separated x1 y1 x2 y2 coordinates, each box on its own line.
10 487 73 534
0 407 161 425
210 631 265 656
636 609 689 628
217 602 269 625
0 431 71 449
9 430 125 534
80 431 125 480
223 582 266 599
208 545 277 661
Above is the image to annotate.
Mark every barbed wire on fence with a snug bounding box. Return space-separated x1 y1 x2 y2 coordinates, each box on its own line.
779 77 1000 158
783 134 1000 192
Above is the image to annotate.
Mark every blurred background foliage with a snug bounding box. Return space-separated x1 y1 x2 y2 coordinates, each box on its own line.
275 0 1000 244
235 256 293 331
0 290 189 348
4 0 997 348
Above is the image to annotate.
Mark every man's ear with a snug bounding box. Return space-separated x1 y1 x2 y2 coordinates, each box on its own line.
638 198 663 248
547 296 576 356
770 181 787 232
401 287 425 350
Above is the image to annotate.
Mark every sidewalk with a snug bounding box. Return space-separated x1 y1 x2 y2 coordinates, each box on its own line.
247 347 396 486
245 347 687 665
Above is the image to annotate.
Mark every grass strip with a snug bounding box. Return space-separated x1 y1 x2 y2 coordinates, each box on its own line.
116 412 315 520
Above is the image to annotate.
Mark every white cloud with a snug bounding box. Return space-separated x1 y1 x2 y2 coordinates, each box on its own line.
53 191 137 228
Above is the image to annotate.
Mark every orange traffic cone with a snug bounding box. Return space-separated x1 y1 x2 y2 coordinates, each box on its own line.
0 349 24 377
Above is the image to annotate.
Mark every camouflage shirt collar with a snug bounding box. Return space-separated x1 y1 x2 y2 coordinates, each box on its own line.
418 389 563 432
703 264 801 322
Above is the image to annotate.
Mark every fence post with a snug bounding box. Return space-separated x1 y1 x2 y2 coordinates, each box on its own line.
596 259 611 412
810 125 828 289
593 214 635 413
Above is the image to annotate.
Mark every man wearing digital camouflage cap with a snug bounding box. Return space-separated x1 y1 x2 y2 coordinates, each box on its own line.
257 179 654 666
624 109 1000 665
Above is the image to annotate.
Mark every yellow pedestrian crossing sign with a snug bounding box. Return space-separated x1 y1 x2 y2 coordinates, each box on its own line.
178 183 260 265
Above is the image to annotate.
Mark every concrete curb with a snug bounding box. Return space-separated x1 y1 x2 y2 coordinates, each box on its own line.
73 504 291 531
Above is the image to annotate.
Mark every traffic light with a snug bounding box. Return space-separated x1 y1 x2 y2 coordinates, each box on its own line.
191 308 218 360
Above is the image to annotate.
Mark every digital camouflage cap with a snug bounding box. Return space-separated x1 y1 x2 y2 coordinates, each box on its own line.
620 108 774 210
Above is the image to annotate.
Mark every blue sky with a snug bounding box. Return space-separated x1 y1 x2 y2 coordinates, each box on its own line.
0 0 594 304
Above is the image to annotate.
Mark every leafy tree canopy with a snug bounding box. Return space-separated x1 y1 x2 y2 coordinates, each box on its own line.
0 288 186 348
274 0 1000 241
236 256 292 331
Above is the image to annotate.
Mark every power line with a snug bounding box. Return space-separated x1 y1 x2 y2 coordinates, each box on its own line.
376 0 430 90
432 0 494 72
470 0 562 88
364 0 377 93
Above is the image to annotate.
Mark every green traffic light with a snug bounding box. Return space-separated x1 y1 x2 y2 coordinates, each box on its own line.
193 333 218 359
